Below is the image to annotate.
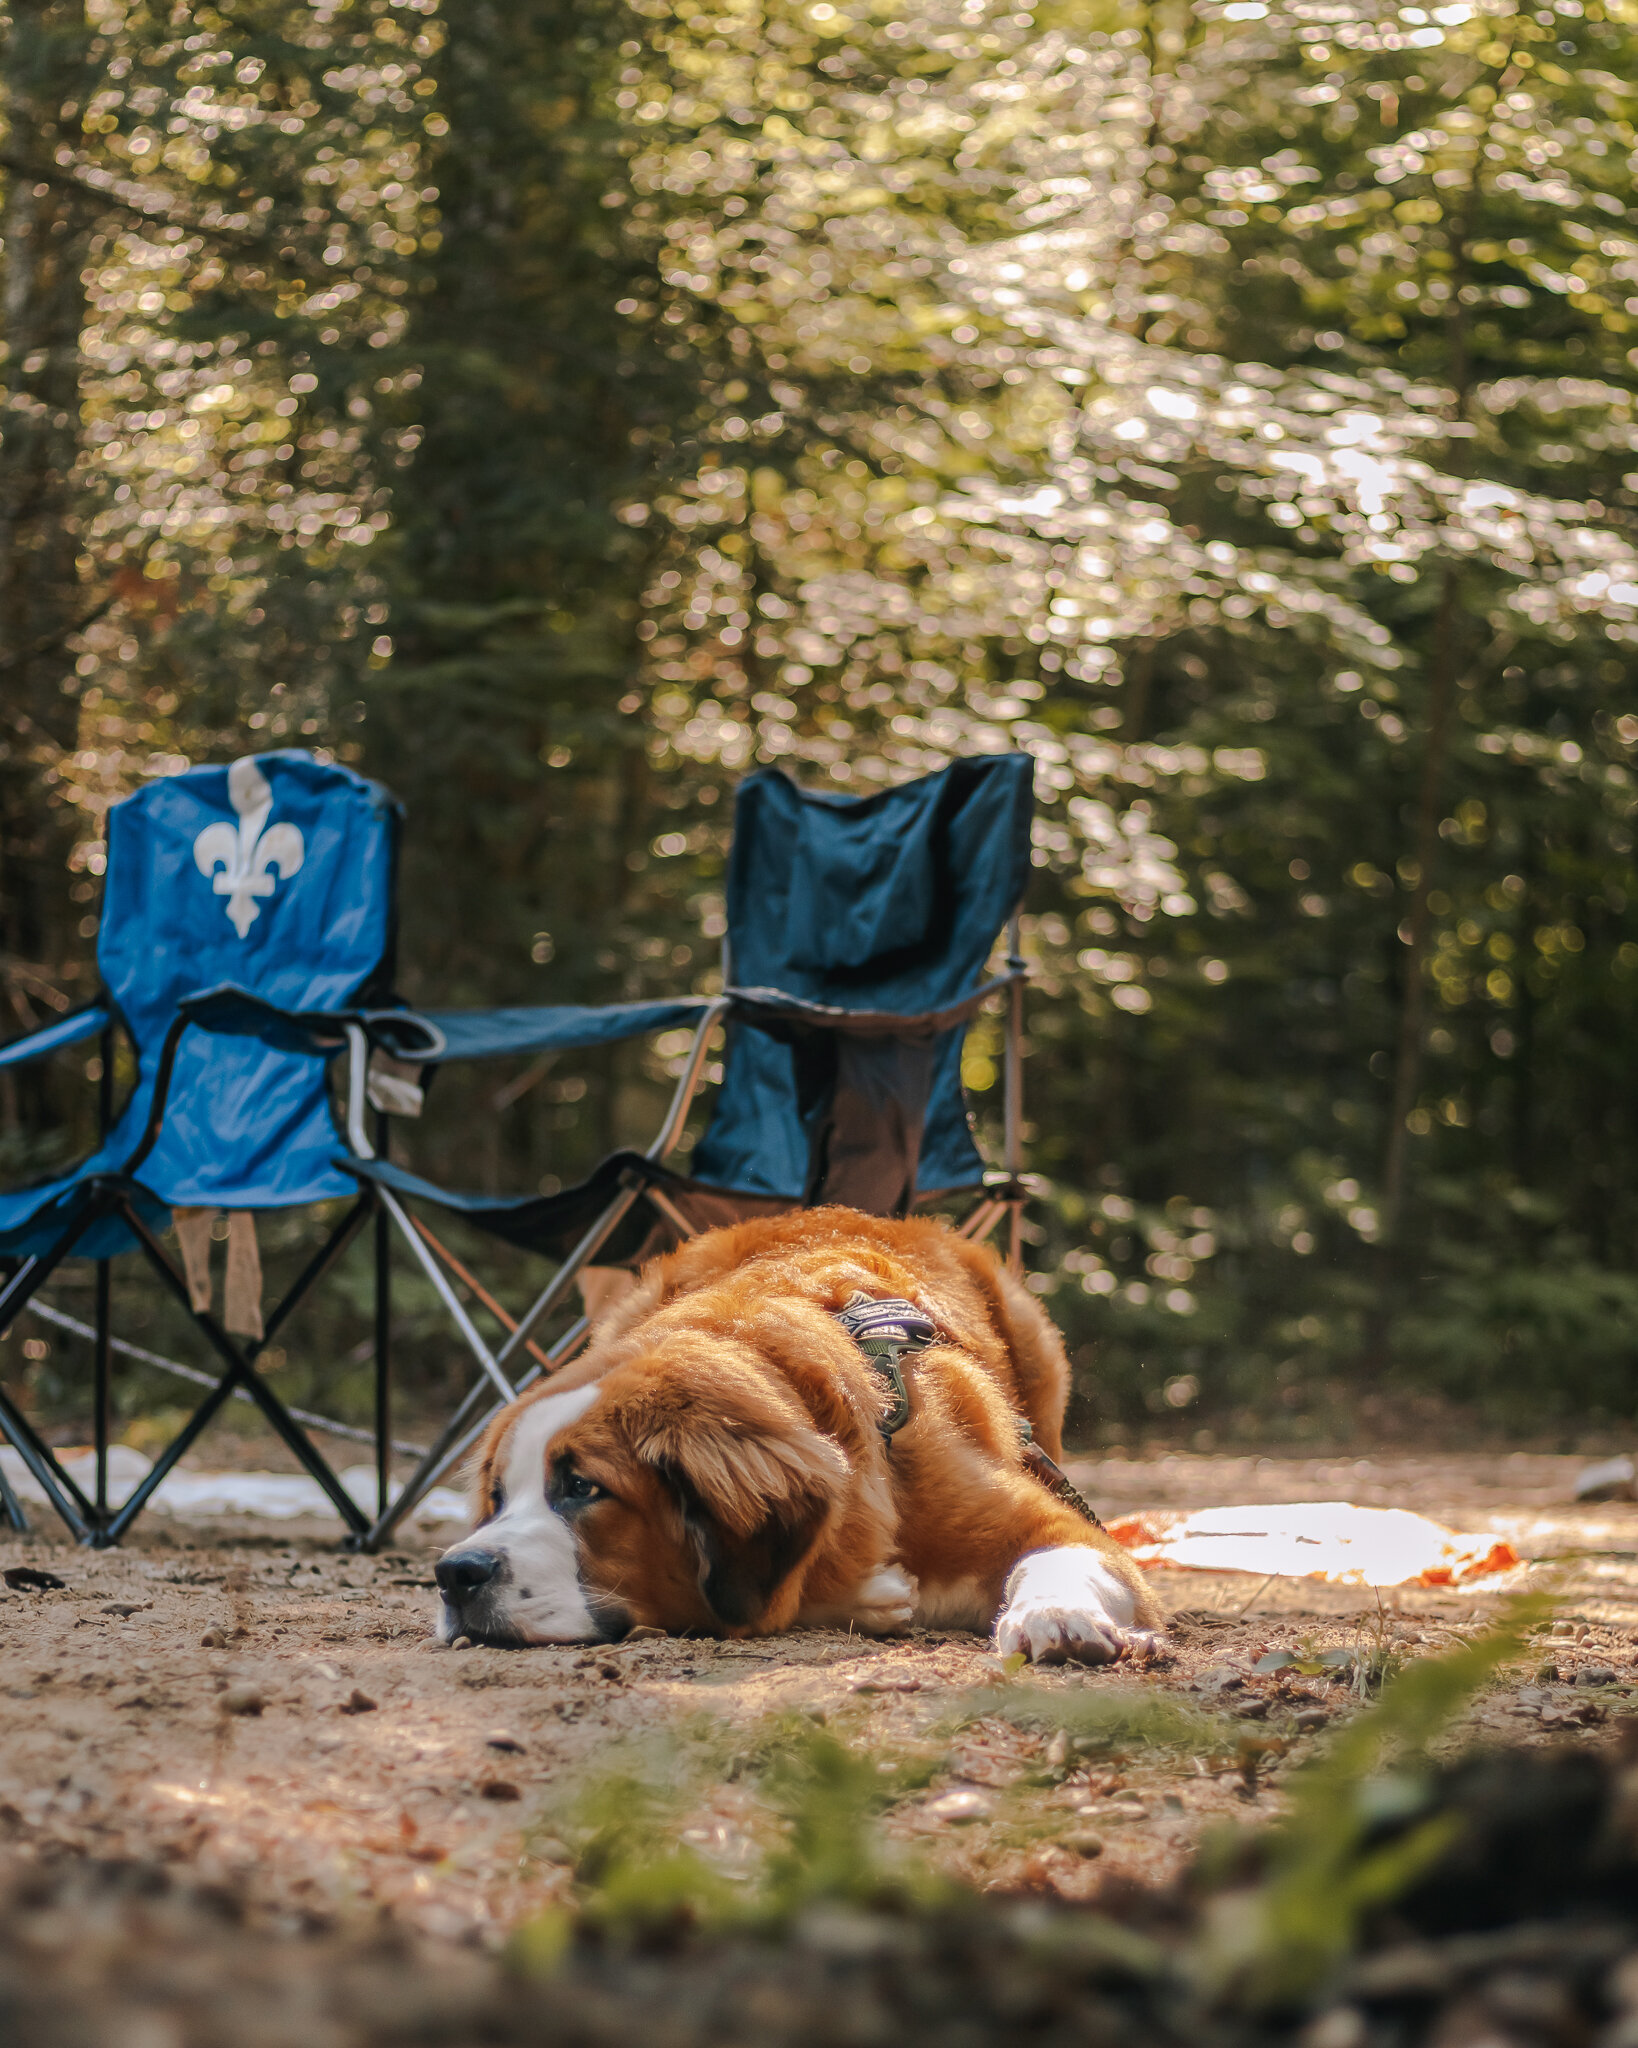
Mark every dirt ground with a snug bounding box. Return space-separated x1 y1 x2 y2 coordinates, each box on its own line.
3 1447 1636 1947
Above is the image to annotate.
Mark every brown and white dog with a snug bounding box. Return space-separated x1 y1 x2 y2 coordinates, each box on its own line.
433 1209 1159 1665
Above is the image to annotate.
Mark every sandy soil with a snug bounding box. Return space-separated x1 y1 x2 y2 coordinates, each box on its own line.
3 1447 1636 1946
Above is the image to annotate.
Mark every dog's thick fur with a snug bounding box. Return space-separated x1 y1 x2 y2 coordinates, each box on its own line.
434 1209 1159 1664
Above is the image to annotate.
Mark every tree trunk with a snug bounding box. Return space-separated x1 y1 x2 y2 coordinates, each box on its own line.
1379 565 1461 1242
0 1 94 1022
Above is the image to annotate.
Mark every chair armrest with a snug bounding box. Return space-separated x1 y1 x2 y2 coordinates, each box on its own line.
175 985 447 1061
413 998 717 1063
0 1002 111 1071
727 969 1025 1041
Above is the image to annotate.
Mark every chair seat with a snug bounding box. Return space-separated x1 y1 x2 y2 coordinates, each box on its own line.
0 1162 168 1261
343 1151 792 1267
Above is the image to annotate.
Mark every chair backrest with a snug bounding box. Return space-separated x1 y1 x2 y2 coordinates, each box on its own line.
692 755 1034 1212
98 752 399 1209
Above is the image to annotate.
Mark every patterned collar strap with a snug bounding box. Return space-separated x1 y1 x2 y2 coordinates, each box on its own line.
833 1290 937 1442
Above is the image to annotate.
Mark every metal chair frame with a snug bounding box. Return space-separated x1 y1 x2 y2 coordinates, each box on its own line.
348 913 1029 1553
0 1013 396 1547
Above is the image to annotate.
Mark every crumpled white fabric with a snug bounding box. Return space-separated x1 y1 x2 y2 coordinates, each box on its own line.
0 1444 466 1524
1105 1500 1523 1588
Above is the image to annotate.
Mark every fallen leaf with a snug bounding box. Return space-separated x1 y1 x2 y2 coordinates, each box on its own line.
4 1567 65 1592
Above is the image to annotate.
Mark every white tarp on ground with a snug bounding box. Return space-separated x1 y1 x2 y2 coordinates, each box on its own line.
1106 1500 1524 1588
0 1444 468 1526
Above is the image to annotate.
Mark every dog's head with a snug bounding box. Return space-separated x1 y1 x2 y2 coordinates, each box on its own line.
433 1337 848 1646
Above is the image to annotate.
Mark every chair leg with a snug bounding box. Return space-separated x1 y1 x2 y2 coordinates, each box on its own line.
99 1363 244 1544
379 1189 515 1403
120 1200 372 1540
0 1381 94 1541
352 1172 647 1554
93 1259 112 1526
0 1203 107 1540
491 1177 646 1376
353 1314 591 1553
957 1198 1002 1244
0 1447 27 1533
374 1181 391 1521
1003 915 1026 1278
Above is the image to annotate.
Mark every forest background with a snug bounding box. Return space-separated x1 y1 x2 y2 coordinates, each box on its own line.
3 0 1637 1454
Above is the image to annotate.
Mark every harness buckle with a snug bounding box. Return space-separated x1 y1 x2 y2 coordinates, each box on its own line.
834 1290 936 1444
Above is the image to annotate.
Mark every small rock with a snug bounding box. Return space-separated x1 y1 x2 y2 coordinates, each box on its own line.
1061 1829 1104 1858
924 1788 993 1824
312 1733 343 1754
1298 2008 1368 2048
340 1689 378 1715
450 1636 473 1651
480 1779 520 1802
486 1730 525 1753
1581 1666 1619 1688
1293 1707 1331 1732
1575 1454 1636 1503
795 1904 899 1959
849 1675 922 1695
1202 1667 1244 1693
200 1628 227 1649
314 1661 342 1682
1102 1799 1149 1821
534 1837 574 1864
1044 1728 1070 1769
221 1684 265 1717
101 1602 149 1618
1236 1697 1270 1720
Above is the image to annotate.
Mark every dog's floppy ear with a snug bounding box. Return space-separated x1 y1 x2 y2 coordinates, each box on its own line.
617 1348 846 1627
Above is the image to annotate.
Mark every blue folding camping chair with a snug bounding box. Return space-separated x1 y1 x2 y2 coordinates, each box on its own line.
0 752 411 1544
300 751 1037 1550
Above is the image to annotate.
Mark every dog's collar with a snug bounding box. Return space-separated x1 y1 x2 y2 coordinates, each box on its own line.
833 1291 937 1441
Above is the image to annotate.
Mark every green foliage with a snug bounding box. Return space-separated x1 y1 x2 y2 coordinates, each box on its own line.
1193 1593 1552 2011
7 0 1638 1435
514 1718 947 1963
952 1680 1232 1760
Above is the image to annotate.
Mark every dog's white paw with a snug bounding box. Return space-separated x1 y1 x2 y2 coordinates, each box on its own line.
994 1546 1142 1667
850 1565 917 1636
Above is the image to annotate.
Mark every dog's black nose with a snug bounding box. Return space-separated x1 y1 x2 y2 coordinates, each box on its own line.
436 1550 501 1600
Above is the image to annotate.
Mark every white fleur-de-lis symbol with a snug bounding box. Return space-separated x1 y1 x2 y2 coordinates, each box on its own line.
192 756 305 939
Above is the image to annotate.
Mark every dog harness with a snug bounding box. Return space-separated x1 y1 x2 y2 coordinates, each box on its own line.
831 1290 1103 1528
833 1291 934 1440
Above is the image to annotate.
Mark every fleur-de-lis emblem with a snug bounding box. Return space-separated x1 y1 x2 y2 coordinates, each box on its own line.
193 756 305 939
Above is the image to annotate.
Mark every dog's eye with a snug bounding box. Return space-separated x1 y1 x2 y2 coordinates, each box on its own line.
557 1469 604 1506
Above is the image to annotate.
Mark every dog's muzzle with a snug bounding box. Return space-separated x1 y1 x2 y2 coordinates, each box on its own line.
435 1546 510 1642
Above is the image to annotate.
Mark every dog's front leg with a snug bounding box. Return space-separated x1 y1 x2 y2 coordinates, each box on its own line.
798 1563 918 1636
993 1544 1158 1666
